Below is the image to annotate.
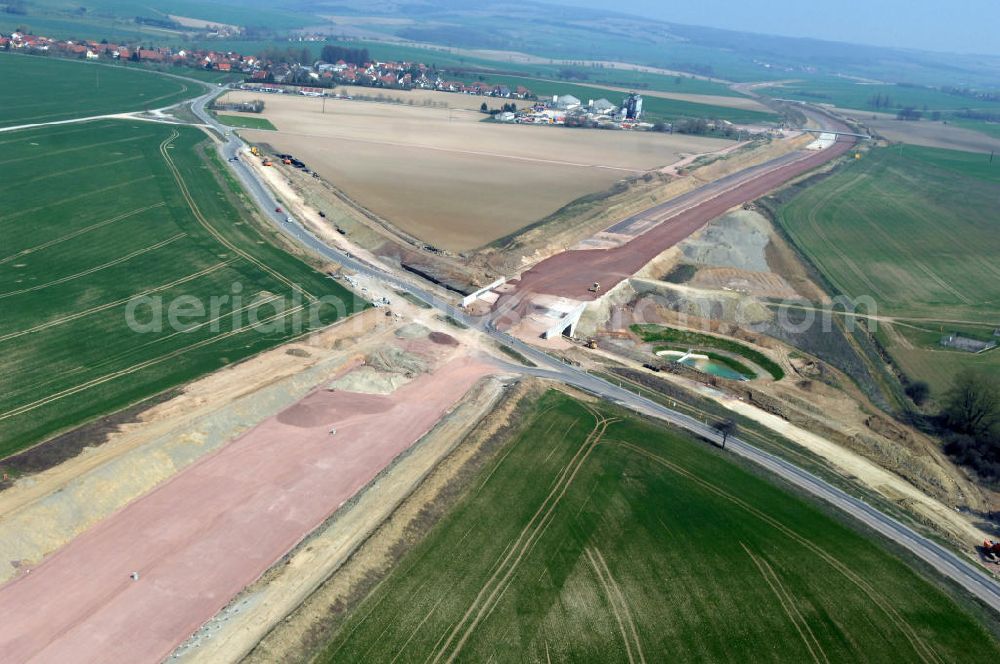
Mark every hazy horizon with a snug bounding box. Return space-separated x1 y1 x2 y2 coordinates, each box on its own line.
540 0 1000 57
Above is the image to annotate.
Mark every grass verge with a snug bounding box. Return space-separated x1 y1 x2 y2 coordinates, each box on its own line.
214 114 277 130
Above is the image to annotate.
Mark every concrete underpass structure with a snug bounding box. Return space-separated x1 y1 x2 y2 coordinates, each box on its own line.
541 300 588 339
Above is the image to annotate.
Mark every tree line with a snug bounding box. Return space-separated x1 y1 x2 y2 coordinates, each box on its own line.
319 45 369 66
868 92 895 109
937 369 1000 485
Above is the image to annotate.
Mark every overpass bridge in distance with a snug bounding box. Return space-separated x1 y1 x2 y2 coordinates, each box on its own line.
797 127 871 139
771 100 872 139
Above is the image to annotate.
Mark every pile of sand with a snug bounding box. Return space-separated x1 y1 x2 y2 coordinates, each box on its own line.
327 367 409 395
680 210 771 272
325 345 429 395
368 346 428 376
276 402 334 428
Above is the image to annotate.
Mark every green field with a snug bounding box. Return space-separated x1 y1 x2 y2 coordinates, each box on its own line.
897 144 1000 182
950 118 1000 141
776 145 1000 393
0 0 311 38
0 55 199 127
759 77 1000 113
0 120 362 455
317 391 999 662
214 113 276 130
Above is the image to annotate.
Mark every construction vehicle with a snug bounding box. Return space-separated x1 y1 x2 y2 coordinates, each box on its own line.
262 159 272 166
250 146 261 157
588 282 600 293
585 338 598 349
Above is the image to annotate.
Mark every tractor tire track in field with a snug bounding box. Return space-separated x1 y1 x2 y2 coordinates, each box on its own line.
0 260 235 344
0 304 309 424
616 442 941 664
157 130 317 303
53 294 286 389
0 123 101 147
592 548 645 664
740 542 828 664
842 198 972 305
143 81 189 107
0 133 154 167
798 172 887 301
0 154 145 196
585 546 646 664
474 410 573 498
0 233 186 299
865 179 1000 286
0 175 157 226
430 408 617 663
390 597 447 664
12 292 287 403
2 80 187 124
584 547 635 664
0 202 164 265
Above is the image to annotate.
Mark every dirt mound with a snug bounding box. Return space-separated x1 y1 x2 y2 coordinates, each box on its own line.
368 346 428 376
395 323 430 339
276 402 332 428
680 209 771 272
428 331 459 346
327 367 409 395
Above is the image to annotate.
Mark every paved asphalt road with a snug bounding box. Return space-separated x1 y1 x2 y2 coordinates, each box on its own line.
190 87 1000 612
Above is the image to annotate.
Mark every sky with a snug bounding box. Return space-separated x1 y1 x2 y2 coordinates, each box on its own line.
543 0 1000 56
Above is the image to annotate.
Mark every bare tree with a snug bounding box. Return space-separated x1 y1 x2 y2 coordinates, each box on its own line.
943 369 1000 436
714 419 737 449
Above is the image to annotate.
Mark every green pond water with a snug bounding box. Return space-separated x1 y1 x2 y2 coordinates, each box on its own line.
678 357 749 381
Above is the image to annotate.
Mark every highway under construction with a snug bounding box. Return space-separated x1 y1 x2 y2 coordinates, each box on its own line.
2 76 999 664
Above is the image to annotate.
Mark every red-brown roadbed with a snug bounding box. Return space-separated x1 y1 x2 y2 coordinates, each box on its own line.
503 136 855 303
0 357 494 664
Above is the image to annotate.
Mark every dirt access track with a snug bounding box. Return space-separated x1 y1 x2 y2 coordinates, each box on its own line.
500 132 855 305
0 357 494 664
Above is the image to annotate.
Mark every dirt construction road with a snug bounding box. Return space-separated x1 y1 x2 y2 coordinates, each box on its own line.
0 357 493 664
499 135 855 306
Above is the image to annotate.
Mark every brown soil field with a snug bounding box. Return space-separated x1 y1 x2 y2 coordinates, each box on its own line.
836 108 1000 153
225 91 731 251
168 14 239 30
